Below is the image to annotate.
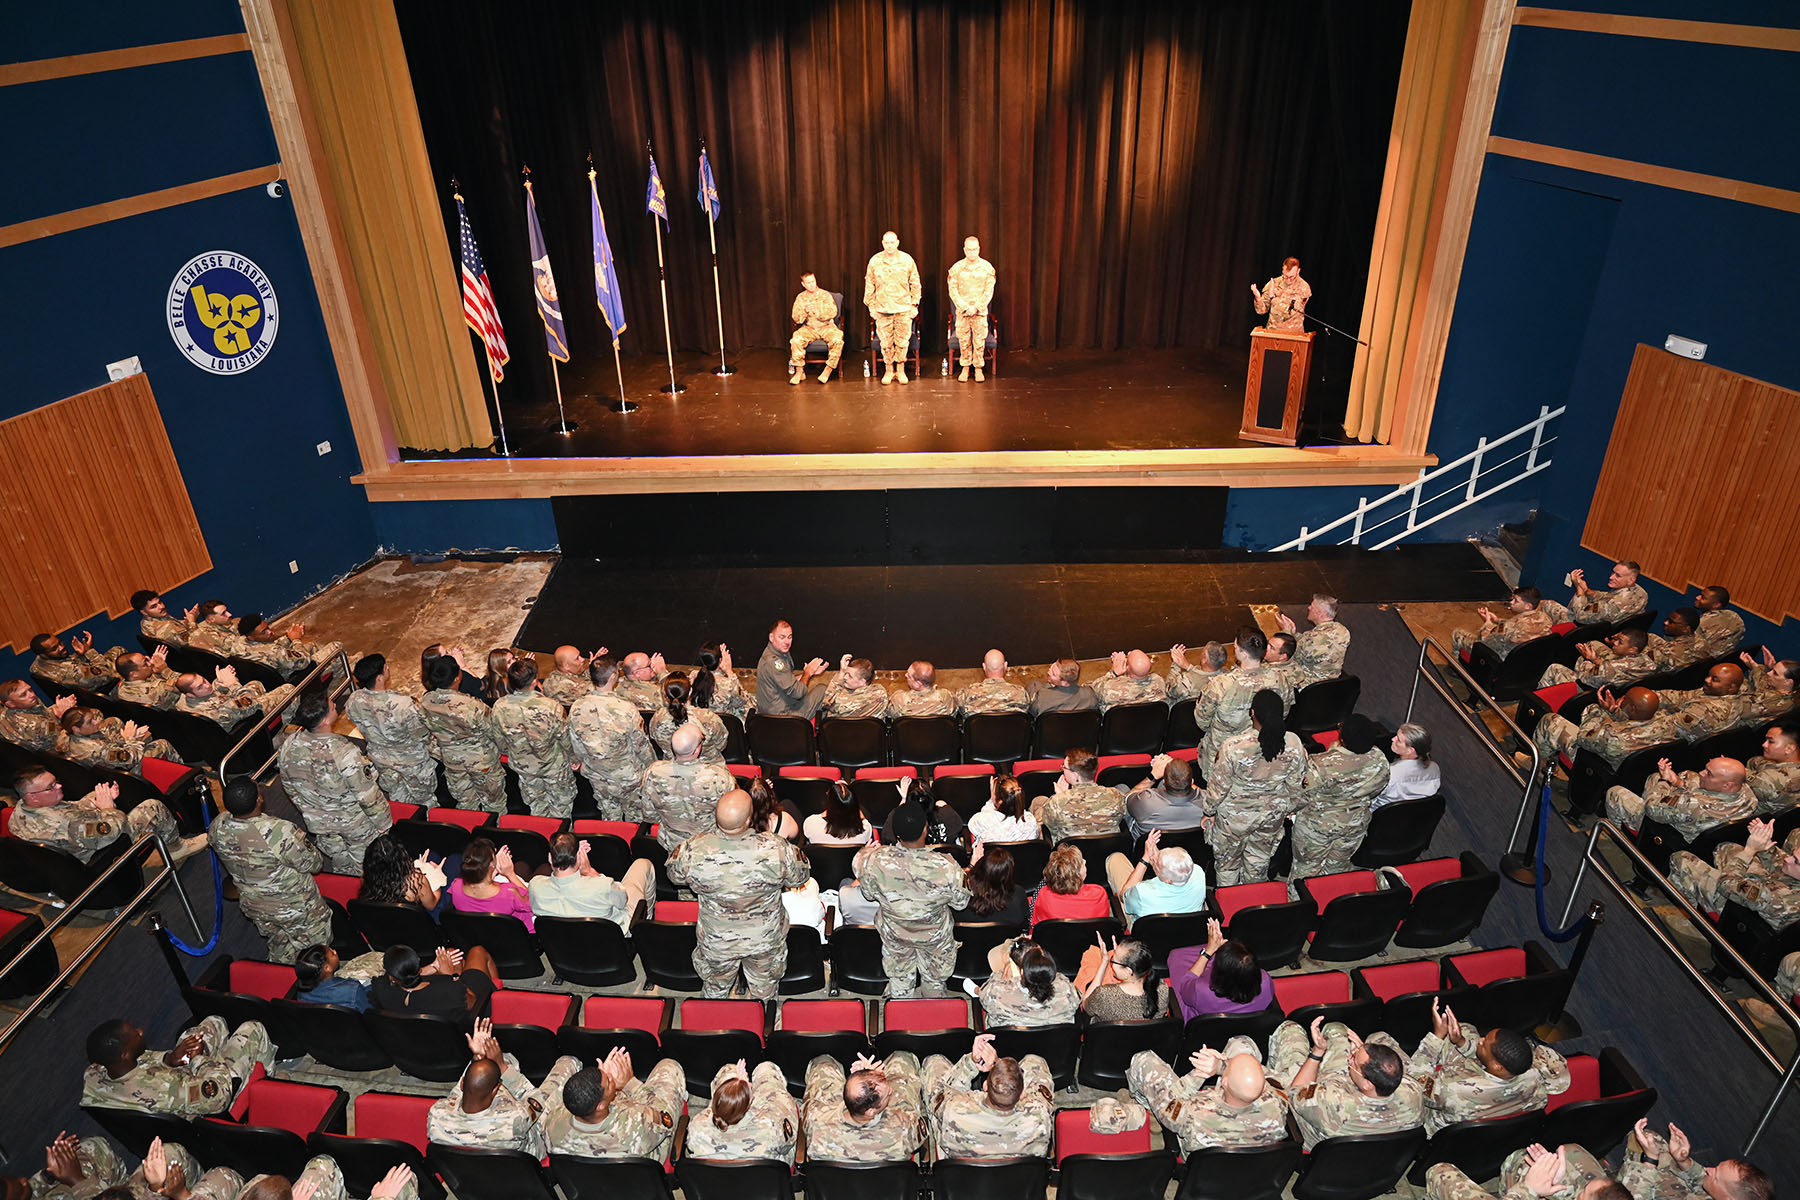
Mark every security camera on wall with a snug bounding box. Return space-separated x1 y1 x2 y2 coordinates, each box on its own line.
266 180 287 199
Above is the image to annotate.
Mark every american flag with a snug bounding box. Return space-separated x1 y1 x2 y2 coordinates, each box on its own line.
456 193 510 381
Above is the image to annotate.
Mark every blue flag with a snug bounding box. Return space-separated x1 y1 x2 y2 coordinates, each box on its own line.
590 168 628 346
698 148 720 222
646 154 668 227
523 180 568 362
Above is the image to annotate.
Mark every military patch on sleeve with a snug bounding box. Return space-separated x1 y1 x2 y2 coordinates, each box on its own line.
782 1118 793 1140
201 1079 219 1098
659 1111 673 1128
1165 1100 1181 1122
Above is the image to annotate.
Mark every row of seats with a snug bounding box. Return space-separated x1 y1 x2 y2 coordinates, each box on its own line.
1462 609 1660 702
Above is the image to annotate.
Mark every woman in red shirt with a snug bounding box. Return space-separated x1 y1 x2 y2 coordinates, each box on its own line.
1029 844 1111 928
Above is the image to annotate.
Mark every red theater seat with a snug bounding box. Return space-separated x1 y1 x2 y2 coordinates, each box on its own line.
312 873 362 907
496 814 562 838
1213 881 1290 923
882 998 971 1030
1054 1108 1154 1164
582 996 672 1034
228 961 296 1001
570 819 640 841
388 801 422 823
779 999 866 1033
680 999 766 1043
778 765 841 781
856 765 917 781
1272 971 1351 1012
353 1092 434 1152
489 989 576 1029
426 808 493 832
656 900 698 923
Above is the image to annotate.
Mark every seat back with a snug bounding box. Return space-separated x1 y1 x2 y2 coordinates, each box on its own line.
1128 913 1209 977
1031 918 1122 976
633 917 702 991
892 716 962 770
781 924 828 994
1408 1110 1546 1187
747 713 815 767
1306 889 1413 962
933 765 996 820
933 1156 1049 1200
79 1104 194 1161
440 910 543 978
1180 1007 1283 1060
353 1091 435 1151
1448 943 1572 1033
270 999 393 1071
850 769 912 826
0 910 58 999
536 915 635 987
803 842 862 893
986 1023 1079 1089
950 921 1020 986
1059 833 1132 894
1288 677 1362 734
487 826 553 876
818 718 888 771
1061 1151 1174 1200
802 1159 921 1200
1395 858 1499 949
1293 1128 1427 1200
347 898 442 952
675 1156 793 1200
1165 698 1202 750
964 712 1033 765
1073 1017 1183 1090
1033 710 1101 759
982 839 1050 891
430 1144 558 1200
1100 703 1168 755
1219 894 1317 970
307 1132 445 1200
1175 1141 1303 1200
828 924 888 994
364 1011 473 1082
195 1118 314 1181
1351 795 1447 867
1540 1050 1657 1158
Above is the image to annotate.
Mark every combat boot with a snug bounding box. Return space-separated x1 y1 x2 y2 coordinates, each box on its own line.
958 366 970 382
974 367 985 382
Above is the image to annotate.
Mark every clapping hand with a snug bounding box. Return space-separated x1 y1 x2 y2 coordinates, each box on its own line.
1657 758 1682 786
73 631 94 654
290 1178 319 1200
1633 1118 1667 1160
804 657 828 678
1308 1015 1329 1055
1110 650 1127 675
718 643 733 672
649 652 667 675
840 653 853 672
851 1053 882 1073
183 604 200 623
1520 1144 1567 1198
46 1131 83 1185
370 1166 414 1200
1188 1047 1223 1078
1170 644 1191 669
1205 917 1227 955
214 665 239 689
122 720 147 742
494 845 516 880
1477 606 1497 624
51 693 78 717
92 781 121 810
971 1033 998 1072
433 946 464 975
287 623 307 641
1597 687 1622 713
1430 997 1462 1043
1745 818 1775 856
1277 613 1297 634
150 645 168 669
1668 1123 1693 1167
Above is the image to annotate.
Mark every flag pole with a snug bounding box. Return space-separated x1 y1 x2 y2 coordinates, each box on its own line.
486 360 511 456
610 338 629 411
650 143 685 396
703 141 733 377
589 156 637 415
550 359 570 435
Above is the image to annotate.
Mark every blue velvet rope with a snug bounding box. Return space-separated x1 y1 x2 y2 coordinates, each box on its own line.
1535 781 1591 943
163 849 225 956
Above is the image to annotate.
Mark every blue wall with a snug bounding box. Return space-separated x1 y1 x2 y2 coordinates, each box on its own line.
0 3 377 682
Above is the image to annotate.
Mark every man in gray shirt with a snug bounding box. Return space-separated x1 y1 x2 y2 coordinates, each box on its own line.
757 619 829 716
1124 756 1208 839
1027 658 1099 717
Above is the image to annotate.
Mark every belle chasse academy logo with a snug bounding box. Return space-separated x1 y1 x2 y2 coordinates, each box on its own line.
167 251 279 374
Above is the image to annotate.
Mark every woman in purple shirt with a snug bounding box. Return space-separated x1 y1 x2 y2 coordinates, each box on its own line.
1168 917 1274 1021
448 837 537 932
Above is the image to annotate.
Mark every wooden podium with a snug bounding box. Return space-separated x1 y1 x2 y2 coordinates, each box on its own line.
1239 327 1314 445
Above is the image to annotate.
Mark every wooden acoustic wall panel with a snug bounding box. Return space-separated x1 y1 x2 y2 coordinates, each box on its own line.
1583 344 1799 625
0 376 212 652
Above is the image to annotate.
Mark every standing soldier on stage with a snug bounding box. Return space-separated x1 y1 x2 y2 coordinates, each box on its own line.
568 655 656 821
789 273 843 385
420 655 507 814
1251 256 1310 332
865 230 921 385
345 654 440 809
492 659 577 819
276 689 393 874
947 236 995 383
667 790 809 999
208 777 332 964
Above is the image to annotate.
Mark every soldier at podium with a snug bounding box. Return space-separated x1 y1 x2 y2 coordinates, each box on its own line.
1251 257 1310 332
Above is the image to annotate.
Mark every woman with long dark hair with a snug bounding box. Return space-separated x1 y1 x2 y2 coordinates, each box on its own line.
480 647 514 705
1169 917 1273 1021
648 671 728 762
953 842 1027 926
1081 938 1174 1020
747 776 801 841
967 773 1039 844
976 941 1079 1026
1203 688 1305 887
368 942 500 1031
359 833 450 918
802 781 873 845
697 641 751 719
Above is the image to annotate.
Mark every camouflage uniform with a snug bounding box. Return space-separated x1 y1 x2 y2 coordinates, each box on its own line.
709 669 752 719
1776 951 1800 1003
343 689 439 809
1656 632 1705 671
1254 273 1310 331
889 686 957 718
1409 1022 1568 1134
540 1055 685 1160
641 759 735 850
81 1016 274 1115
117 666 179 709
821 680 891 721
616 675 665 713
1532 706 1681 771
540 669 592 710
789 288 844 370
187 622 244 657
1452 609 1555 659
1197 665 1295 766
922 1052 1053 1158
1127 1044 1290 1154
9 791 180 864
1747 756 1800 815
1568 582 1648 625
237 634 343 678
1668 830 1800 926
419 688 506 814
955 678 1028 718
140 615 193 645
859 844 972 996
1619 1150 1712 1200
31 647 124 694
1428 1144 1611 1200
425 1051 548 1155
1265 1021 1422 1148
1290 745 1391 884
277 728 393 873
865 248 922 369
1656 687 1752 742
1538 643 1665 689
132 1142 242 1200
648 705 728 764
947 255 996 370
666 828 809 998
21 1135 124 1200
1292 621 1351 689
492 691 577 819
208 810 332 964
1695 608 1745 659
1604 768 1756 837
252 1154 421 1200
568 692 657 821
1166 666 1221 704
179 681 295 729
1093 673 1168 711
1031 781 1125 842
63 717 183 774
802 1052 925 1162
0 701 69 754
976 971 1080 1027
1204 730 1306 887
686 1062 800 1163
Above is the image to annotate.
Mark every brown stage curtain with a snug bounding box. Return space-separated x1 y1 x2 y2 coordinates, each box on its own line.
395 0 1410 415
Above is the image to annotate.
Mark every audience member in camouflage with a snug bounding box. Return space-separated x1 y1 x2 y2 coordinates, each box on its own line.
28 632 123 694
11 1131 124 1200
277 691 392 872
821 656 891 719
1290 717 1391 884
186 601 244 656
419 654 506 813
1166 642 1228 703
1280 596 1351 688
642 723 734 845
209 778 332 964
956 649 1029 717
0 681 73 752
540 646 596 709
1429 1143 1618 1200
1197 630 1294 764
1094 649 1169 710
60 707 182 773
174 668 295 729
923 1036 1054 1158
1409 1002 1568 1134
1776 952 1800 1004
975 945 1080 1026
1539 627 1664 689
1691 587 1745 658
1746 725 1800 813
427 1025 549 1155
788 274 844 381
9 773 187 864
865 231 922 384
648 693 728 763
801 1051 926 1162
132 1138 244 1200
1741 656 1799 724
1657 664 1752 741
567 655 657 820
699 642 751 719
234 615 342 678
1565 562 1648 625
666 790 809 998
858 803 972 995
1031 749 1126 841
1265 1018 1422 1148
1533 687 1681 771
1605 757 1755 836
686 1061 800 1163
492 660 577 818
1669 820 1800 929
114 649 179 708
890 660 958 718
1204 691 1305 887
615 652 667 712
81 1015 273 1116
131 592 196 646
540 1047 685 1160
1453 588 1557 659
262 1154 419 1200
1620 1121 1772 1200
1128 1040 1290 1153
344 655 439 809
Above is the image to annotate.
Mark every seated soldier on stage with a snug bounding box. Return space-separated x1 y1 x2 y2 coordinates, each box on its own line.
788 272 842 384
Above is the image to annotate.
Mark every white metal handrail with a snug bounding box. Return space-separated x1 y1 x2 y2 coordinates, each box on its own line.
1274 404 1565 551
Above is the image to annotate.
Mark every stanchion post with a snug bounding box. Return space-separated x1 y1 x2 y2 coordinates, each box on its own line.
1536 900 1604 1042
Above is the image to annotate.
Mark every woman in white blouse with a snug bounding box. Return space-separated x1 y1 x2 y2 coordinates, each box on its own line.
1373 723 1441 809
967 773 1040 844
801 781 874 845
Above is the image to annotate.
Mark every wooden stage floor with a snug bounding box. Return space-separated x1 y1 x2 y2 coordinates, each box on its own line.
406 345 1272 460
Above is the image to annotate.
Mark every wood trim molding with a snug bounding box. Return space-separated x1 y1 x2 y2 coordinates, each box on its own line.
1512 9 1800 53
0 164 279 249
1488 136 1800 215
0 34 252 88
352 445 1440 502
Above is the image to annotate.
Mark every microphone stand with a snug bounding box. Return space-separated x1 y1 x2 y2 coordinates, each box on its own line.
1297 306 1367 446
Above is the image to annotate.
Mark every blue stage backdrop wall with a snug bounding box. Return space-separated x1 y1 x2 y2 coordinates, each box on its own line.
0 1 377 683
